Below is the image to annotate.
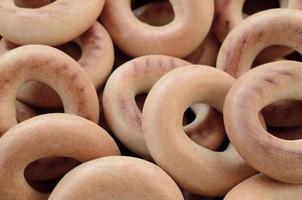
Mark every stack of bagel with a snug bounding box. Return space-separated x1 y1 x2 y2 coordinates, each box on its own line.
0 0 302 199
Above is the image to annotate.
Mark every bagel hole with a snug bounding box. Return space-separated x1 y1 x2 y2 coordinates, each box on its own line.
183 104 228 151
262 100 302 140
135 93 196 125
243 0 279 16
56 42 82 61
135 93 147 111
14 0 56 8
267 126 302 140
284 51 302 62
24 157 80 193
17 80 63 112
132 0 175 26
183 108 196 125
182 190 224 200
252 45 294 67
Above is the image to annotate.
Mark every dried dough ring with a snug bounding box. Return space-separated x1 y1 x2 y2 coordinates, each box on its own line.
214 0 302 42
142 65 257 196
217 9 302 127
0 22 114 108
15 101 37 122
214 1 302 61
101 0 214 57
48 156 184 200
0 113 120 200
0 0 104 45
224 61 302 183
216 8 302 78
0 45 99 135
133 1 220 66
103 55 225 159
224 174 302 200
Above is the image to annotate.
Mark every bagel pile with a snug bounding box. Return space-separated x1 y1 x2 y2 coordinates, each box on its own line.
0 0 302 199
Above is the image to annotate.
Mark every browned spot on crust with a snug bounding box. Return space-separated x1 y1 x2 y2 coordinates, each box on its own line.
278 70 294 77
169 58 175 67
145 57 150 67
5 41 18 50
61 63 68 70
70 73 78 81
224 20 230 30
78 86 85 93
158 58 163 68
224 35 249 77
93 44 102 50
263 77 275 85
254 86 264 99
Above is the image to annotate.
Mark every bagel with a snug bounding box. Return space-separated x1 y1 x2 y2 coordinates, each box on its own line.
0 45 99 135
48 156 184 200
101 0 214 57
214 1 302 61
0 22 114 108
103 55 225 159
133 1 220 66
217 9 302 127
0 0 104 45
225 174 302 200
224 60 302 183
142 65 257 196
0 113 120 200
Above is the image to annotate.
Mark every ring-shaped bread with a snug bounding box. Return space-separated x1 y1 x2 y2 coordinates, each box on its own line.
224 174 302 200
48 156 184 200
0 45 99 135
142 65 257 196
224 60 302 184
0 0 104 45
101 0 214 57
103 56 225 159
217 9 302 127
0 113 120 200
0 22 114 108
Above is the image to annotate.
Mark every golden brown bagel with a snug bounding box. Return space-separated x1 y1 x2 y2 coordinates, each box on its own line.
224 174 302 200
0 45 99 135
0 0 104 45
214 0 302 42
0 22 114 108
217 9 302 127
142 65 257 196
217 9 302 78
0 113 120 200
214 1 302 61
49 156 184 200
103 55 225 159
133 1 220 66
101 0 214 57
224 60 302 184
